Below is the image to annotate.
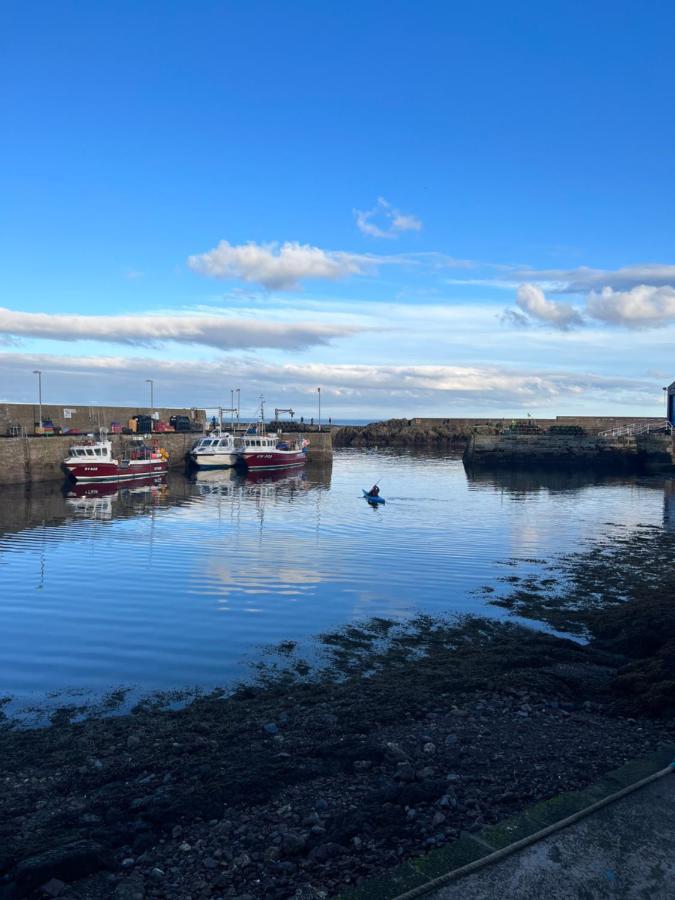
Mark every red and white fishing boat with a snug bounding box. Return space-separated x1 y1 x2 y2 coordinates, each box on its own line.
64 437 169 483
234 401 308 471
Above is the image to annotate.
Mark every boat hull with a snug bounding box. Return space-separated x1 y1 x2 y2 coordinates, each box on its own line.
65 460 169 483
190 452 238 469
238 450 306 471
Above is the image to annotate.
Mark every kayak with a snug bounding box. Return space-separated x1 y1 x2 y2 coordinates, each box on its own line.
363 489 385 504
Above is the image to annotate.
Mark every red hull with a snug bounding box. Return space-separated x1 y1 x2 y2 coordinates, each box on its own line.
65 460 169 483
66 474 167 497
239 450 306 471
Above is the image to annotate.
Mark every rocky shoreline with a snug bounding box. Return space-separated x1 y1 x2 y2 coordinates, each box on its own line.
332 420 471 450
2 527 675 900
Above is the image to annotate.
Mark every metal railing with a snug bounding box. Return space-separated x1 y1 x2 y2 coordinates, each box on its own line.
599 420 673 438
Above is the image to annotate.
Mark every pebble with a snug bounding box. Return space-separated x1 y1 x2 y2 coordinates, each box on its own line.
385 742 409 763
40 880 65 898
178 842 192 852
263 722 279 735
282 833 307 856
309 842 344 863
423 742 436 754
395 762 415 781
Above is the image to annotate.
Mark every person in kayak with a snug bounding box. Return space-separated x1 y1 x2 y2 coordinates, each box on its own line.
369 484 380 497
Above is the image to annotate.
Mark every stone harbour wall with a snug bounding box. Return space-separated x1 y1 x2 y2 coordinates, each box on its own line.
463 431 674 471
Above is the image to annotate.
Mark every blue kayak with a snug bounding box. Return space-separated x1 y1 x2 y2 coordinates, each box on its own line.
363 489 385 504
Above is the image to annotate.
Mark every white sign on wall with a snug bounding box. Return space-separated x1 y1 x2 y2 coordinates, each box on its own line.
63 408 77 419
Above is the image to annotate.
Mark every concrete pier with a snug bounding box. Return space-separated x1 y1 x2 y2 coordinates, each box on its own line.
463 431 674 471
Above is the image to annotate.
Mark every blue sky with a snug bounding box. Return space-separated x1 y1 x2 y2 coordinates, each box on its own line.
2 1 675 418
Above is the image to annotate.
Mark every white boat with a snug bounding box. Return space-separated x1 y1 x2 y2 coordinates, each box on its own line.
189 431 237 469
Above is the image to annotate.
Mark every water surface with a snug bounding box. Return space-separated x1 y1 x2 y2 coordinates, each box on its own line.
1 450 672 711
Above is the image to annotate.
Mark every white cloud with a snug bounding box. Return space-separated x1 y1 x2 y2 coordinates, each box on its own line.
0 351 656 413
586 285 675 328
508 281 675 331
0 307 360 351
515 284 583 329
354 197 422 239
507 264 675 294
188 240 374 290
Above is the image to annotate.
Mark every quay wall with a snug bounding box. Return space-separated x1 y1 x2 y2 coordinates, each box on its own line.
0 402 206 435
463 432 674 470
281 430 332 462
0 430 333 486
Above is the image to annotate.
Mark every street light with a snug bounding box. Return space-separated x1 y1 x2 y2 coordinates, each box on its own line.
236 388 240 428
33 370 42 434
317 386 321 431
145 379 154 411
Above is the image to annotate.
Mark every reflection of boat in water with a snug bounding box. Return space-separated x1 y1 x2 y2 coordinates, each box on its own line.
65 475 167 518
192 468 241 496
192 466 307 497
244 467 307 484
65 493 116 519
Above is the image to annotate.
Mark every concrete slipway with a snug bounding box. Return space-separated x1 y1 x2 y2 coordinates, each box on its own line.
340 747 675 900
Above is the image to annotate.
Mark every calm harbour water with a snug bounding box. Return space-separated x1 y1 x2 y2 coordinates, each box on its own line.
1 449 674 713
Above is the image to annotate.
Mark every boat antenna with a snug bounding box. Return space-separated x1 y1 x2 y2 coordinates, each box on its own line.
259 395 265 435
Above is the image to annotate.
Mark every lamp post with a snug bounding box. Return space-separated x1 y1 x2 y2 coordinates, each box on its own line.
236 388 240 428
145 379 154 411
317 386 321 431
230 388 235 428
33 370 42 434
